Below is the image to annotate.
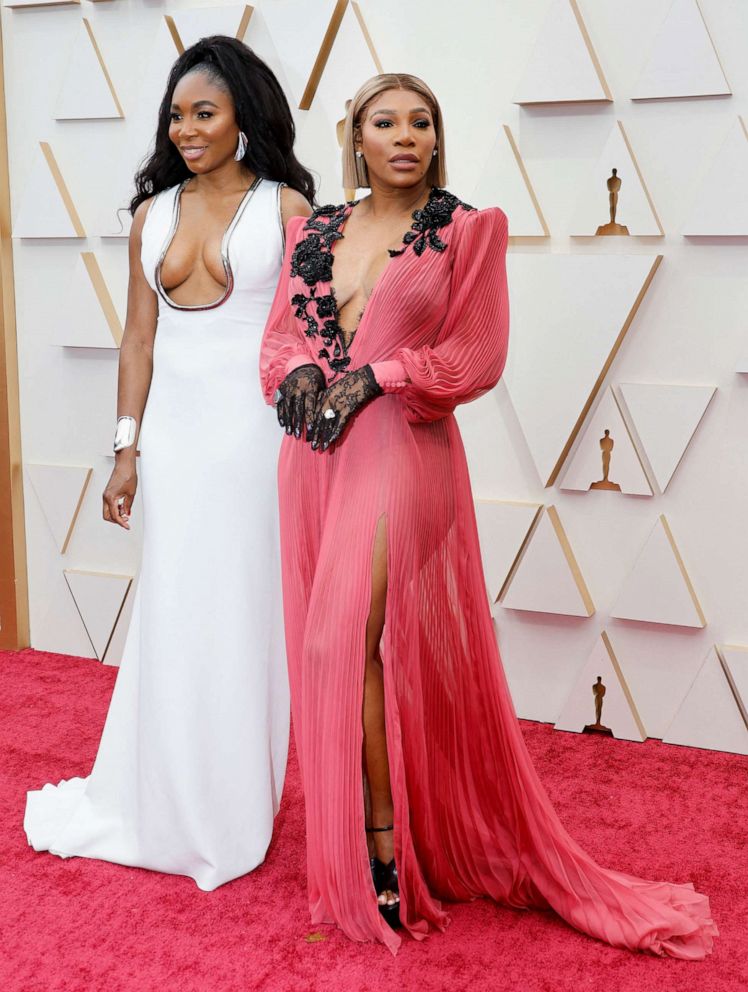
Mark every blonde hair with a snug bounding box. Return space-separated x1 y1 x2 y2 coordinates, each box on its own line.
341 73 447 191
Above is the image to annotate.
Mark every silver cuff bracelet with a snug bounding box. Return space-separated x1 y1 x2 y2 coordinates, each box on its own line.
113 416 137 452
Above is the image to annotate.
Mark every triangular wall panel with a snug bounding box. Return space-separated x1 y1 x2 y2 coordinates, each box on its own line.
64 570 133 663
138 19 181 114
301 0 382 115
166 5 253 51
682 117 748 236
611 514 706 628
13 143 85 238
618 382 716 492
503 253 662 487
513 0 612 105
472 125 549 237
55 19 123 121
570 121 663 236
555 632 647 741
260 1 379 114
53 253 123 349
256 0 339 108
474 500 543 603
559 387 652 495
632 0 731 101
26 464 92 555
664 646 748 754
500 505 594 617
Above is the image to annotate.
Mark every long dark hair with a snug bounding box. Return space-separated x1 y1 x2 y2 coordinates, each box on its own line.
130 36 315 213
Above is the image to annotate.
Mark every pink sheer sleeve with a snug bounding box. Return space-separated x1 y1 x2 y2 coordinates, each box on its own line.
260 214 321 405
371 206 509 423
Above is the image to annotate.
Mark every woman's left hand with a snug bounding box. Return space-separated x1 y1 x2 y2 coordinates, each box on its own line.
311 365 382 451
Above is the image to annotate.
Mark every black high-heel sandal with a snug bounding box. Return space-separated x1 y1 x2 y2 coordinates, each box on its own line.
366 824 401 930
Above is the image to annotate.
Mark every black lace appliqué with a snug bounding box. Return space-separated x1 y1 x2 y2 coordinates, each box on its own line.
290 188 473 378
290 202 352 375
389 187 475 258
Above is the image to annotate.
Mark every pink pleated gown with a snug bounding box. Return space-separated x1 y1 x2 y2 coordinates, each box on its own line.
259 190 717 957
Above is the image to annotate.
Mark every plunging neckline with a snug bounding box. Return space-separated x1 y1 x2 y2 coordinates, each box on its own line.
155 175 262 312
329 192 431 351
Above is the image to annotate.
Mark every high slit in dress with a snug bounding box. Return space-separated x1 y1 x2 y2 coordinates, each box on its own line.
259 188 717 957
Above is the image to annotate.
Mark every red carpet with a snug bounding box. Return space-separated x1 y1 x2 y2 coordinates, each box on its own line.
1 648 745 992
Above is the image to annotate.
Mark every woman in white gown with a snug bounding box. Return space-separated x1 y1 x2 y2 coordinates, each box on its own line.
24 37 314 890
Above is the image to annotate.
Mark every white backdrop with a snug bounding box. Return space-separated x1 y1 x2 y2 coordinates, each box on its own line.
4 0 748 753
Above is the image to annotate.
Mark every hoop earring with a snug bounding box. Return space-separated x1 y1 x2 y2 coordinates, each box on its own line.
234 131 248 161
432 148 438 157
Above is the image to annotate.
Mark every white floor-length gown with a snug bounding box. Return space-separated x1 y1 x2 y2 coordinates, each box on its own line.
25 177 290 890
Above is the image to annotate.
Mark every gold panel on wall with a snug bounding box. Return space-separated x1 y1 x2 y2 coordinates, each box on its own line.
0 15 28 649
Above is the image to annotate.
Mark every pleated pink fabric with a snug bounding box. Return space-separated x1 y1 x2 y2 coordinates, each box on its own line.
260 197 717 958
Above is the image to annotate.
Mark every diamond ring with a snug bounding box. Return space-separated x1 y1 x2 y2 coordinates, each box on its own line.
323 409 336 420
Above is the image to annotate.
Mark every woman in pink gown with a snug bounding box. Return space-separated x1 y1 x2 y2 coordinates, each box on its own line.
259 73 716 958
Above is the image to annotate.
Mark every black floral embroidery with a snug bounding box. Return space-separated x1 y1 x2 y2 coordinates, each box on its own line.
289 189 473 378
290 201 353 375
389 187 474 258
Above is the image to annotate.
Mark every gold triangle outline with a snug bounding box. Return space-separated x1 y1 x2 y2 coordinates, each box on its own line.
601 630 647 739
80 252 123 346
616 120 664 235
610 513 707 627
716 644 748 732
165 5 255 56
501 124 550 239
80 18 124 119
632 0 732 103
546 254 662 487
664 644 748 747
659 514 707 627
38 142 86 238
514 0 612 105
474 498 544 602
616 381 716 493
569 0 613 101
300 0 383 111
28 464 92 555
499 504 595 617
63 568 133 662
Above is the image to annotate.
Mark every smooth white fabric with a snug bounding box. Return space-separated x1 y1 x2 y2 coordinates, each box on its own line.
24 179 289 891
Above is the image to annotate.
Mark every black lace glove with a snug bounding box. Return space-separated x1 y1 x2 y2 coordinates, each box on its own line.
274 364 326 439
310 365 383 451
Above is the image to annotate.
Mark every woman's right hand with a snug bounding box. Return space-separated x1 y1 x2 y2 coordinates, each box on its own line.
103 457 137 530
274 363 326 439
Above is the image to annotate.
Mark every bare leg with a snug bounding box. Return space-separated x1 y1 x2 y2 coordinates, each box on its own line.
362 516 397 907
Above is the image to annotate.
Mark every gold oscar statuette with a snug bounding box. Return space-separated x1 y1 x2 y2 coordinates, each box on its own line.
590 429 621 491
583 676 613 736
596 168 629 236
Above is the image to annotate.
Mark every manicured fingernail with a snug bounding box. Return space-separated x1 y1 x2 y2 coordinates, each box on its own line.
311 441 318 450
295 428 300 438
